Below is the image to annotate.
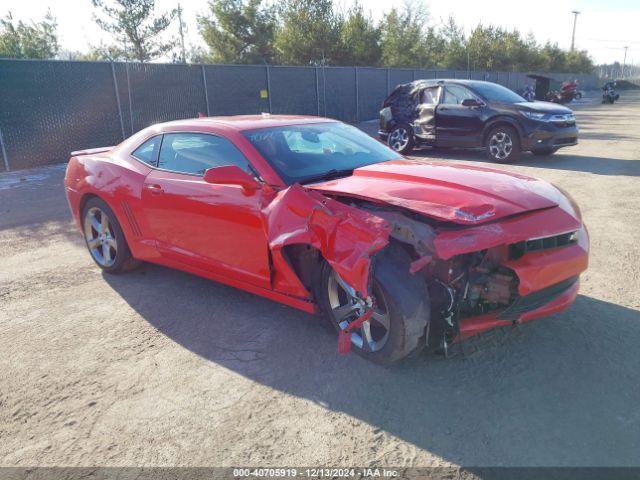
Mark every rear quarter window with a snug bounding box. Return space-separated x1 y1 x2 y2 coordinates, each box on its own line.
132 136 160 166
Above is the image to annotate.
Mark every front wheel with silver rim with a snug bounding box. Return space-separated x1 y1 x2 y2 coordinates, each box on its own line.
327 270 391 353
485 125 520 163
387 124 414 154
82 197 140 274
315 244 430 364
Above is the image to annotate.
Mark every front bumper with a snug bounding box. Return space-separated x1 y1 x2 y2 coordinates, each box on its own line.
522 122 579 151
457 223 589 340
458 278 580 340
378 130 389 142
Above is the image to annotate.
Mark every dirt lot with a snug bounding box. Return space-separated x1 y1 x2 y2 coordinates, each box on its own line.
1 92 639 469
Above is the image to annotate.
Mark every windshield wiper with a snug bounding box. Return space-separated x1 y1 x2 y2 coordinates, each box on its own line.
298 168 354 185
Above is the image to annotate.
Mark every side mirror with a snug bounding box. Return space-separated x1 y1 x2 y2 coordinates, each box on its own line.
462 98 482 108
203 165 261 191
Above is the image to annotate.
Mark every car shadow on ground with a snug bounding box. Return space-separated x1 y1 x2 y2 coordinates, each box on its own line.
408 149 640 177
104 263 640 466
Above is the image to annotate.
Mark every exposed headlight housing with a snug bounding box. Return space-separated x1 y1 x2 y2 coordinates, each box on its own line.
520 110 548 121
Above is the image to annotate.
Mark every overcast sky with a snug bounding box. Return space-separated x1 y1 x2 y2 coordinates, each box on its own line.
1 0 638 65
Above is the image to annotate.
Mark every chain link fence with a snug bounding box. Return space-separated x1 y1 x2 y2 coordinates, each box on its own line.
0 58 598 171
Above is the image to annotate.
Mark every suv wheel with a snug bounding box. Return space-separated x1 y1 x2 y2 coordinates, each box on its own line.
486 125 521 163
388 124 414 154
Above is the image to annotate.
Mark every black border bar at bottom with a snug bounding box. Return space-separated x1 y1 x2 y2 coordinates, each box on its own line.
1 467 640 480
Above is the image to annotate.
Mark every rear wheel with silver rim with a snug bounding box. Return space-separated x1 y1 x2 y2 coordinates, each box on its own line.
388 124 414 154
486 125 520 163
82 197 139 274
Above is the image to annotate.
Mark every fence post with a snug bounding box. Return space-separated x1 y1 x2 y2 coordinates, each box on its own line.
386 68 390 93
266 64 273 114
322 66 327 117
111 63 126 141
0 127 9 172
201 65 211 116
315 66 320 116
354 67 359 122
125 62 134 135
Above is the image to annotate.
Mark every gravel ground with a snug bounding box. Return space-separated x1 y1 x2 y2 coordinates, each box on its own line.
1 92 639 468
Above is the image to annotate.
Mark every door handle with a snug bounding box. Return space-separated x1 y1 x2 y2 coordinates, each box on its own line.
144 183 164 195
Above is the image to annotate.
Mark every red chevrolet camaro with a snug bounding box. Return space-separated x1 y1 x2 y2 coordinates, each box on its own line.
65 115 589 364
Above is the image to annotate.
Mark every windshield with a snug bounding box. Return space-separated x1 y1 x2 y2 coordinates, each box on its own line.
471 82 525 104
243 122 401 185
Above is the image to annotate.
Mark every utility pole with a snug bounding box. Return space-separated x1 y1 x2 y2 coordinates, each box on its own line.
177 3 187 63
622 46 628 78
570 10 580 52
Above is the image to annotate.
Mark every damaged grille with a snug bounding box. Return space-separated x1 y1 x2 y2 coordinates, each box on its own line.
509 231 578 259
497 276 578 321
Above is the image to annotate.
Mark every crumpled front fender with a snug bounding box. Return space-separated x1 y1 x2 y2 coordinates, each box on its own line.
263 184 391 298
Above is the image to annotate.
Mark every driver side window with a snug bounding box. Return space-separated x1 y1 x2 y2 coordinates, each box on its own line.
157 133 251 176
442 85 476 105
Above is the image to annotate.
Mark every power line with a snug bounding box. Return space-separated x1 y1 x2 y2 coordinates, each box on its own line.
599 46 640 51
581 38 640 45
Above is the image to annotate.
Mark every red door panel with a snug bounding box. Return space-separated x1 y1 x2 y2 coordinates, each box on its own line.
141 169 271 289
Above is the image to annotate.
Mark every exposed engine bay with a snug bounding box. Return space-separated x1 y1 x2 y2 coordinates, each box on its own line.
342 198 520 352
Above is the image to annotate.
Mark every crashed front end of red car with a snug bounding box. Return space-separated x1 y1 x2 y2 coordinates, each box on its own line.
299 160 589 353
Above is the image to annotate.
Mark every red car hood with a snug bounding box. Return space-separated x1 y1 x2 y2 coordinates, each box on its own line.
307 160 562 225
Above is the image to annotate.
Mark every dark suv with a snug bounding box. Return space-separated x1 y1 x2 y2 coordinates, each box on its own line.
379 79 579 162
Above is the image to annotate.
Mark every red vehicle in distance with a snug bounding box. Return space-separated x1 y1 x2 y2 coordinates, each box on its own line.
64 115 589 364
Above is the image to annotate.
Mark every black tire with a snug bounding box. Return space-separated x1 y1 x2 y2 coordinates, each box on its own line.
531 147 559 156
387 124 415 154
485 125 521 163
315 244 430 365
81 197 140 274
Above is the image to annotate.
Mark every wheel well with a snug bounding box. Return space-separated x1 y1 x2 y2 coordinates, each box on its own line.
78 193 100 218
483 120 522 146
280 244 324 297
280 238 422 302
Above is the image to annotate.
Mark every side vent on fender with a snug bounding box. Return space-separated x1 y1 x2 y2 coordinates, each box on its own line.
121 201 142 237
